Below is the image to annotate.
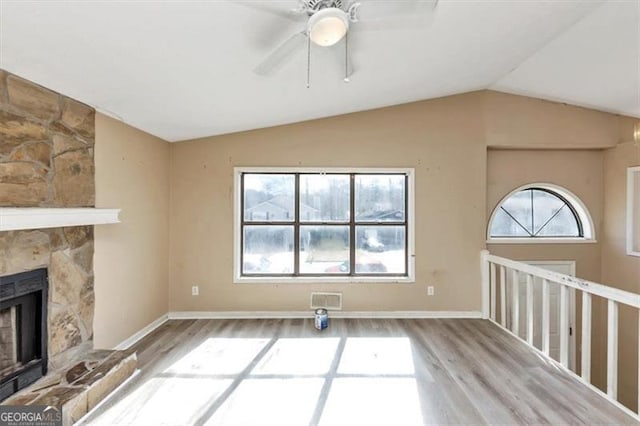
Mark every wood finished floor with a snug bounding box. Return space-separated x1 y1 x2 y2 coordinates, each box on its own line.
80 319 638 425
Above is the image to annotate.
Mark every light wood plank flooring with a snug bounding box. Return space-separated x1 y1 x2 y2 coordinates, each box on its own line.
80 319 638 425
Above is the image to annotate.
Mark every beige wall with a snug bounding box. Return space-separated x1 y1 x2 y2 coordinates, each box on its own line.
602 141 640 411
169 94 488 312
482 91 631 149
487 149 604 281
94 113 171 348
168 91 632 314
602 141 640 292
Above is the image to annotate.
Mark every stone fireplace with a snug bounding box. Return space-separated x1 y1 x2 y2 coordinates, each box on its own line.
1 70 136 424
0 69 98 397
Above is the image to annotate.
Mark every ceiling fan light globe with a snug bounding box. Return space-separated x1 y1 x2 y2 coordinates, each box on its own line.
308 8 349 47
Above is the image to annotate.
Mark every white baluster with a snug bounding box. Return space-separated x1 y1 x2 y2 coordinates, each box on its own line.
500 266 506 327
481 250 490 319
560 285 569 368
526 274 533 345
512 269 519 336
490 262 497 321
541 279 550 357
607 299 618 399
581 292 592 383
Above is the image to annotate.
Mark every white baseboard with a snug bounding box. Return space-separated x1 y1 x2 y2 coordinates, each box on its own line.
114 314 169 350
113 311 481 349
167 311 482 320
112 311 481 350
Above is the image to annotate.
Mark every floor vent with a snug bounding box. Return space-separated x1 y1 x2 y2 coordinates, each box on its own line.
310 292 342 310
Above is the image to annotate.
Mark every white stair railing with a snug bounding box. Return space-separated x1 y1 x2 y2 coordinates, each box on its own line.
480 250 640 419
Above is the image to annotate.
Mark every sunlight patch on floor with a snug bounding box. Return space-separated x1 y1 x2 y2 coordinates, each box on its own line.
88 377 232 425
252 338 340 375
85 335 426 425
319 378 423 426
204 378 325 426
165 338 270 375
337 337 415 375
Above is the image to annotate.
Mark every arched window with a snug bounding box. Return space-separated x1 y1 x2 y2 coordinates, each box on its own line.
488 184 594 241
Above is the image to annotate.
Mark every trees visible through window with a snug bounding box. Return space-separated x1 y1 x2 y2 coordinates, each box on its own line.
239 171 410 278
489 187 583 238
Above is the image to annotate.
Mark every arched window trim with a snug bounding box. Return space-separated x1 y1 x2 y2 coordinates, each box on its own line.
487 183 596 244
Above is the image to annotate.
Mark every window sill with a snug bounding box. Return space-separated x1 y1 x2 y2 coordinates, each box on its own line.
487 238 597 245
234 276 414 284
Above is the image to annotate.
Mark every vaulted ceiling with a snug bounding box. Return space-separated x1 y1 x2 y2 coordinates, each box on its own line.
1 0 638 142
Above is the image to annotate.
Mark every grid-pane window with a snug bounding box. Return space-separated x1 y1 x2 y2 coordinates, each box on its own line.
240 171 410 278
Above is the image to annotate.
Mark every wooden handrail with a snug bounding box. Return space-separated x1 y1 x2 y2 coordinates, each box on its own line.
485 253 640 309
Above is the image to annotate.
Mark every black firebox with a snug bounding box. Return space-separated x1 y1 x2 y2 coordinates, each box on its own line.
0 268 48 401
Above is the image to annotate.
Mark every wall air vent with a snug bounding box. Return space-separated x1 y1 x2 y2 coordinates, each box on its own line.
310 292 343 310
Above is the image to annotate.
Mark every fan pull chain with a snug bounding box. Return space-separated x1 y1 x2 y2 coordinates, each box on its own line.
306 35 311 89
344 32 350 83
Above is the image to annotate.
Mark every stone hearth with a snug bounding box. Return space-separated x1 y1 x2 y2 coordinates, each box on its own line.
3 350 137 425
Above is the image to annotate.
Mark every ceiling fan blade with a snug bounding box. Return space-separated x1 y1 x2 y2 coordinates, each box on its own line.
254 32 308 75
351 0 438 22
232 0 308 21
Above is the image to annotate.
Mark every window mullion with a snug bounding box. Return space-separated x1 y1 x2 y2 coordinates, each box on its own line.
349 174 356 276
294 174 300 276
533 204 566 237
404 174 409 277
501 206 534 237
530 189 534 234
240 173 245 275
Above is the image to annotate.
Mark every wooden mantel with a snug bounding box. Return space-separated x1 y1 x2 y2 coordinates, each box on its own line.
0 208 121 232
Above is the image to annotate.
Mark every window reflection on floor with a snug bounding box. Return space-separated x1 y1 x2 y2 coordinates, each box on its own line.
252 338 340 375
165 338 271 375
319 378 423 426
205 378 325 426
86 335 424 426
88 377 233 425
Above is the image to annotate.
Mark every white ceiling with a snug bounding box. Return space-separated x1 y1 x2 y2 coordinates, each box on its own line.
0 0 638 142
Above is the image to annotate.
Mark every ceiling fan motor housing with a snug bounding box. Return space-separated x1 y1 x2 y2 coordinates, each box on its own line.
306 0 344 12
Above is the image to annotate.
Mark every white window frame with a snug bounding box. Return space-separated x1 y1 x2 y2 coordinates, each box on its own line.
487 183 596 244
627 166 640 257
233 167 415 283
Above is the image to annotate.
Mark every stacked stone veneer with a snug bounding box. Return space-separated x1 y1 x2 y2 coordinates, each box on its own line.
0 69 96 369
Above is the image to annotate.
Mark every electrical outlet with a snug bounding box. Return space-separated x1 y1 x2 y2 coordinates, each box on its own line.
192 286 199 296
427 286 434 296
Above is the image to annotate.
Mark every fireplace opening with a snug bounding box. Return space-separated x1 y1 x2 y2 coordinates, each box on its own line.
0 268 48 401
0 306 19 375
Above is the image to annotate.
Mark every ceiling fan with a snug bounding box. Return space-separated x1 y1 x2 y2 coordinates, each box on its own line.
244 0 439 81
